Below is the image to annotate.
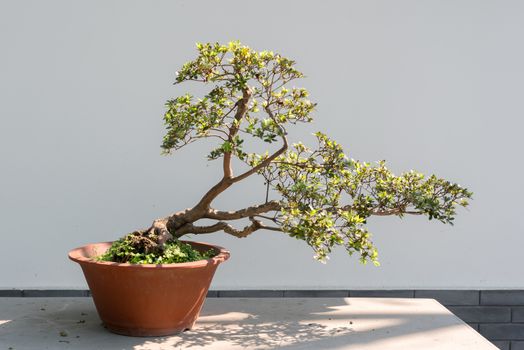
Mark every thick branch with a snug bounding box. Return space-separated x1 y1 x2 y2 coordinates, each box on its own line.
223 88 252 179
205 200 281 220
182 89 252 224
223 152 233 179
175 221 230 235
174 216 283 237
181 179 232 223
175 217 259 237
230 140 288 183
230 107 288 183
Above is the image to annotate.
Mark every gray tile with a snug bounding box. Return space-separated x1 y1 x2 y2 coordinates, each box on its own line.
415 290 479 306
217 290 284 298
283 290 349 297
468 323 479 331
349 290 414 298
490 340 510 350
481 290 524 306
448 306 511 323
22 290 89 297
512 341 524 350
206 290 218 298
513 307 524 322
479 323 524 340
0 289 23 297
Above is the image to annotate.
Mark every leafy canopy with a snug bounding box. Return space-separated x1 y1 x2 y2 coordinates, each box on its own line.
162 41 313 160
161 41 472 265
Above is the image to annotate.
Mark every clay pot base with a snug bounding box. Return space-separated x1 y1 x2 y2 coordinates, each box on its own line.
69 241 230 337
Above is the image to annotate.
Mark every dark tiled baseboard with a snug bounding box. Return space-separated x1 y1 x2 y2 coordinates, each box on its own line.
2 289 523 349
284 290 348 297
0 289 89 297
448 306 511 323
0 289 522 303
415 289 480 305
482 291 524 306
350 289 414 298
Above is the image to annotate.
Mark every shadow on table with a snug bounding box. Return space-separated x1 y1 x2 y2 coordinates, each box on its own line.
145 316 353 349
0 298 476 350
136 298 472 350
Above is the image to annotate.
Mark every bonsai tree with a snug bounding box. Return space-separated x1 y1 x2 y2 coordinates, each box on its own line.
103 41 472 265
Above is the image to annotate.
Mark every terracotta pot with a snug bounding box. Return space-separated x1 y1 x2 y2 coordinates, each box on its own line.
68 241 229 337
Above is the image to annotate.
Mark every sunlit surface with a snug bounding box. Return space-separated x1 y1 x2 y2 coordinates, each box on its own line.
0 298 497 349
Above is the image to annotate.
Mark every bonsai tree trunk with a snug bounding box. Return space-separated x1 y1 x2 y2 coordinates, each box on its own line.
136 87 286 252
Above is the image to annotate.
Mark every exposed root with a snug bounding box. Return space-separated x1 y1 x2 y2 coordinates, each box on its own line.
147 219 173 246
125 219 174 254
127 231 159 254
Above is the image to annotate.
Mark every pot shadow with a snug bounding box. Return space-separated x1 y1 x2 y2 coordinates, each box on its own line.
0 297 487 350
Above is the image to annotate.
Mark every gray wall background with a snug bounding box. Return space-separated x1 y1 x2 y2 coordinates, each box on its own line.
1 0 522 289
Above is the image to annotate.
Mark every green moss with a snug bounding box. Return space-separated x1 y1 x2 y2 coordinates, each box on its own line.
97 237 215 264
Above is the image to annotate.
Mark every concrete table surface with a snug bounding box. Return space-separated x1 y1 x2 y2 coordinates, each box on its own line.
0 297 498 350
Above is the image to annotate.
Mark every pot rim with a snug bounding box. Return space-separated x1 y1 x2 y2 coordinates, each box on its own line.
68 240 230 268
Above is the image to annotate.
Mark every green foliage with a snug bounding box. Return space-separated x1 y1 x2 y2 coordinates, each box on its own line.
98 237 215 264
162 41 472 265
162 41 315 159
257 133 472 263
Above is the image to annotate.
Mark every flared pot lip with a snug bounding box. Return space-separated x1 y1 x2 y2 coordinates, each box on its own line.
68 240 230 269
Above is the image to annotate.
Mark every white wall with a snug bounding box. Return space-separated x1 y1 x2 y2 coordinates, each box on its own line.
1 0 523 289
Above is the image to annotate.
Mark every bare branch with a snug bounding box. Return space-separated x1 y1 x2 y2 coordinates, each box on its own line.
339 204 423 217
371 209 423 216
258 225 283 232
205 134 228 141
253 214 280 222
209 128 229 136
